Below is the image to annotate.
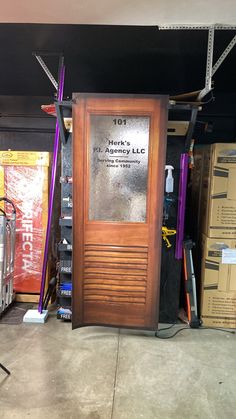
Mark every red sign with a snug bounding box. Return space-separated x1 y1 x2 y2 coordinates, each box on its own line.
5 166 46 293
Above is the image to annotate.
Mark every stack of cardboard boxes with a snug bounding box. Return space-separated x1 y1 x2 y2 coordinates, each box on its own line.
193 143 236 328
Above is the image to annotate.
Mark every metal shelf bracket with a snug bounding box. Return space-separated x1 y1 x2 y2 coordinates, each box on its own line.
33 52 64 91
158 24 236 101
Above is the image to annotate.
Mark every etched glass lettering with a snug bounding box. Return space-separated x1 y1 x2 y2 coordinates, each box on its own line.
89 115 150 222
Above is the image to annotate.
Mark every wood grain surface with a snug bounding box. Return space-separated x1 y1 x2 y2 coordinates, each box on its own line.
72 94 168 330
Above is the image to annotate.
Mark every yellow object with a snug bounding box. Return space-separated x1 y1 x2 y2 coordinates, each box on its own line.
162 226 176 248
0 151 49 166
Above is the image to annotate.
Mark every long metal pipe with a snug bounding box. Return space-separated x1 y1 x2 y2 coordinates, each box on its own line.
38 63 65 313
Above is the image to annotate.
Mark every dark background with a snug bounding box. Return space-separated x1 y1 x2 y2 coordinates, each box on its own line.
0 24 236 97
1 24 236 147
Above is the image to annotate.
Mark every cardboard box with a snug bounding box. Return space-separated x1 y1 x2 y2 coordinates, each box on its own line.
191 147 205 243
197 143 236 238
0 151 49 294
201 235 236 328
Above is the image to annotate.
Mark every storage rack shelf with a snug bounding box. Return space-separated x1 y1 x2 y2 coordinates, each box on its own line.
57 131 72 321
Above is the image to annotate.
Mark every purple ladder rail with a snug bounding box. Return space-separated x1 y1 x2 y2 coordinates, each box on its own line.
175 153 189 260
38 64 65 313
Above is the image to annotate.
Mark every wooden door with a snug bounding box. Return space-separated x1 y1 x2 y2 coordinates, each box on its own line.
72 94 168 330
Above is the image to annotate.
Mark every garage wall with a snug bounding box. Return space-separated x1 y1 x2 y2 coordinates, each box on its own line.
0 96 55 151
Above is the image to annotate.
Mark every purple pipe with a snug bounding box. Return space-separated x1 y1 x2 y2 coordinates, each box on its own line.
175 153 189 260
38 64 65 313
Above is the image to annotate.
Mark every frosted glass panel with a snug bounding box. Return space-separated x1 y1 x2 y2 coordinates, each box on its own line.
89 115 150 222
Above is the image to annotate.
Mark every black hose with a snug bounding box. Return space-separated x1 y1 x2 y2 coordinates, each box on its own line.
0 208 6 216
0 197 16 214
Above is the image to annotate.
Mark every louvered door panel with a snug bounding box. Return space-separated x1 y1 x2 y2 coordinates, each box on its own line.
84 244 148 306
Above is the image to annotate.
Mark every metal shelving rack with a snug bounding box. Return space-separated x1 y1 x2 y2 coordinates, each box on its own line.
0 198 16 317
57 131 73 320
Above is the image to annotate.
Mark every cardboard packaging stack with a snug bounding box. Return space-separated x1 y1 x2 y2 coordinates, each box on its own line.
0 151 49 298
193 143 236 328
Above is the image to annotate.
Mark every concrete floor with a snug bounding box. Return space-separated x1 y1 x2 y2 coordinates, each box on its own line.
0 313 235 419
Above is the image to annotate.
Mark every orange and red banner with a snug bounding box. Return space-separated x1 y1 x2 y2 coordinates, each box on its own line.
0 152 49 294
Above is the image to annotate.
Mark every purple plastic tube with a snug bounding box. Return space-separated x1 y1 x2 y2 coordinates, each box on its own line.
175 153 189 260
38 64 65 313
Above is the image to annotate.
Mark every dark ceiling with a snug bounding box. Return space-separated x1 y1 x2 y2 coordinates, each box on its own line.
1 23 236 99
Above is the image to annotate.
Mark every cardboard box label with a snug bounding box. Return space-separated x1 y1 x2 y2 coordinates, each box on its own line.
217 157 236 163
202 288 236 328
222 249 236 264
208 250 222 257
203 294 236 316
201 235 236 328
